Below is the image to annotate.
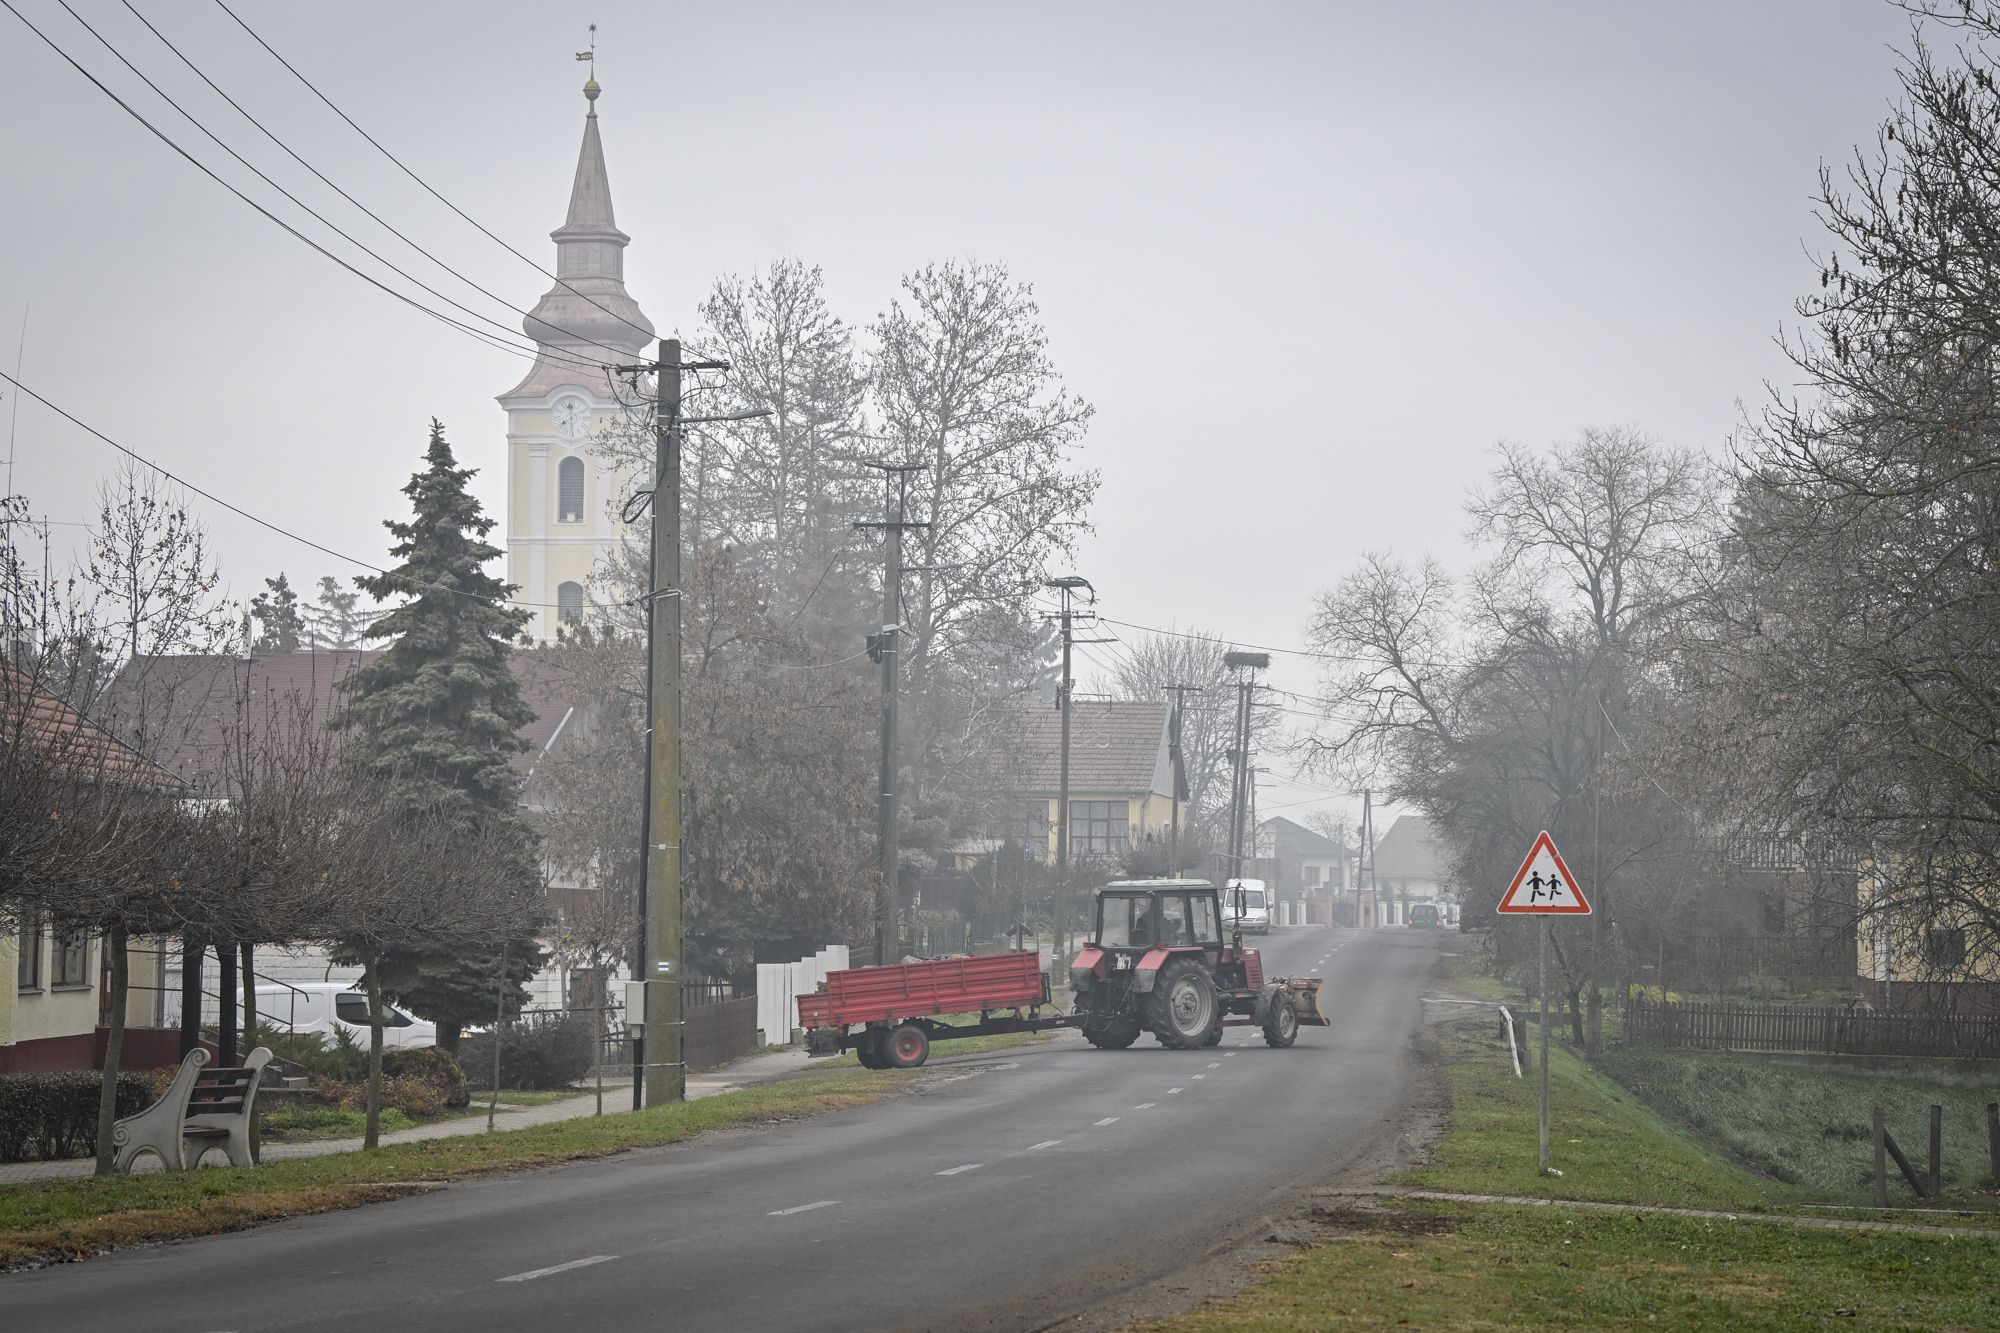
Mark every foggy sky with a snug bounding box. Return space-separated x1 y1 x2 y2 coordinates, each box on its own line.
0 0 1914 820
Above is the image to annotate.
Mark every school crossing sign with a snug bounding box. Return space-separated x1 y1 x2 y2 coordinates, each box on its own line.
1496 831 1592 915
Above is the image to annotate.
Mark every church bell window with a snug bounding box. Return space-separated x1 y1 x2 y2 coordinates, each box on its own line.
558 456 586 524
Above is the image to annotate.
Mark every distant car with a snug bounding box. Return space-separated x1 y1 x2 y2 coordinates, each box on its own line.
1408 903 1441 929
1221 879 1272 934
247 983 437 1049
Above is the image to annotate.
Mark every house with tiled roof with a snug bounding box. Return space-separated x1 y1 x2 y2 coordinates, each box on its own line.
999 700 1182 864
1373 814 1449 925
1 661 174 1073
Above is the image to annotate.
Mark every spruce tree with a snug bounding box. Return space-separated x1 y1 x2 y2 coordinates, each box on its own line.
249 572 306 653
337 420 547 1049
307 575 367 649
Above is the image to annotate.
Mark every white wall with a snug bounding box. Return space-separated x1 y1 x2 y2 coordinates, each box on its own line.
757 945 849 1046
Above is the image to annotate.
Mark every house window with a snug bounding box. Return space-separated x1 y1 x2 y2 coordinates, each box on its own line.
1020 802 1051 861
16 916 41 991
1069 800 1129 858
1304 865 1322 887
558 456 586 524
557 581 585 626
50 925 89 988
1923 927 1967 971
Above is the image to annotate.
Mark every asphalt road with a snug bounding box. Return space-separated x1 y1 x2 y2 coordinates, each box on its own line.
5 925 1440 1332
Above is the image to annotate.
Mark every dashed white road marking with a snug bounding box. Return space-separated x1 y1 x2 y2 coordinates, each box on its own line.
1134 1102 1156 1110
1094 1116 1120 1126
497 1255 618 1282
936 1163 983 1176
1207 1062 1221 1069
1166 1087 1185 1095
768 1200 839 1216
1192 1074 1207 1080
1224 1052 1236 1058
1028 1139 1063 1151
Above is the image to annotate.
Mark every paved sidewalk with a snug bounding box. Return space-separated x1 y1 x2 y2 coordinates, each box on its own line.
0 1045 828 1186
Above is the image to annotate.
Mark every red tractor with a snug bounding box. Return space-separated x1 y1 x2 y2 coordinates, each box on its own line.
1068 878 1327 1050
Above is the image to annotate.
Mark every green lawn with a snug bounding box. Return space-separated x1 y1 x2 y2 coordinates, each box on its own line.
0 1065 912 1269
1602 1050 2000 1201
1133 1015 2000 1332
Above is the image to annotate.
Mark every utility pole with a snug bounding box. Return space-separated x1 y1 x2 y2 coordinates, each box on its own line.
1045 576 1094 964
1222 652 1268 906
1162 684 1201 876
620 340 768 1107
640 336 686 1107
858 463 927 965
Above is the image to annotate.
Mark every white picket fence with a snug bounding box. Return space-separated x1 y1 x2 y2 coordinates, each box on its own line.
755 945 850 1046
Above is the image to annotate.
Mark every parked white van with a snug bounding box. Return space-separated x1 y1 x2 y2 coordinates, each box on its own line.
249 983 438 1049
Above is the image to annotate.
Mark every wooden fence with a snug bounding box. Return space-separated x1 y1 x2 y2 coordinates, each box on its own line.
685 996 759 1073
1624 998 2000 1059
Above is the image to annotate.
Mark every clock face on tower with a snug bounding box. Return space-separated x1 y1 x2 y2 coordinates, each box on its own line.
552 396 591 441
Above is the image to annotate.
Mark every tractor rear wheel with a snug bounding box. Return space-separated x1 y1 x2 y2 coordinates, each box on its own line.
1147 957 1218 1049
1262 993 1300 1048
884 1022 931 1068
1201 1017 1224 1047
1083 1019 1142 1049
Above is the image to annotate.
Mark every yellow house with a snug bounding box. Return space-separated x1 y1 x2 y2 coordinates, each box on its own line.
1002 700 1182 865
1856 856 2000 1013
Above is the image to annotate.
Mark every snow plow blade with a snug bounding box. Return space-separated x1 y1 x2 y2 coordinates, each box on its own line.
1283 976 1329 1026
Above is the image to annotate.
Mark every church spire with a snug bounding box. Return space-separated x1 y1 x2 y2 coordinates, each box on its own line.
511 70 654 378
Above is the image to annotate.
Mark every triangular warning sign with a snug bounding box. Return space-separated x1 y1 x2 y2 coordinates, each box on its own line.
1496 831 1592 914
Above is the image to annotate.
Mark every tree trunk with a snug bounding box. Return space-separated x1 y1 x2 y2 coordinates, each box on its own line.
486 945 507 1133
363 957 386 1151
1567 985 1586 1046
93 922 130 1177
178 935 203 1058
240 941 257 1046
436 1022 463 1056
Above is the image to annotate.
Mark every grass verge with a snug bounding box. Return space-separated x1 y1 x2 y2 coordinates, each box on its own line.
1601 1050 2000 1202
0 1065 912 1270
1132 1015 2000 1331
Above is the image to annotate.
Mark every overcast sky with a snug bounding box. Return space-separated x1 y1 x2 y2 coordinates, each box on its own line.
1 0 1916 823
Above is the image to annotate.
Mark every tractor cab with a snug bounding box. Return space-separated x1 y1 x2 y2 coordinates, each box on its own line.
1092 880 1223 964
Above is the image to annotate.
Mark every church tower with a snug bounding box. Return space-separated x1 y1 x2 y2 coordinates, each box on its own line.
501 73 654 643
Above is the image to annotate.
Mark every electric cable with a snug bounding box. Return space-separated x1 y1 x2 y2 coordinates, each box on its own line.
118 0 645 365
0 367 625 614
213 0 658 347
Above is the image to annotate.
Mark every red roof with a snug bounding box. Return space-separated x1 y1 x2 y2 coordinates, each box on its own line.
0 658 157 783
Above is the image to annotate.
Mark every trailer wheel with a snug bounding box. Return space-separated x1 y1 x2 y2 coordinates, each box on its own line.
884 1023 930 1068
1147 957 1217 1050
855 1029 888 1069
1262 993 1299 1048
1083 1020 1141 1049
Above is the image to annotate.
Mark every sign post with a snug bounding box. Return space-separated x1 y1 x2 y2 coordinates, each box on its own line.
1496 830 1592 1176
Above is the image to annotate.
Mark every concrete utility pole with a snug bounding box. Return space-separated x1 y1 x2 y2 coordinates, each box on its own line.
859 463 927 965
1162 683 1201 876
1045 577 1094 963
640 336 686 1107
1222 652 1268 895
622 339 769 1107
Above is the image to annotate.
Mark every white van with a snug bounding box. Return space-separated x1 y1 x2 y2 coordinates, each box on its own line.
249 983 438 1049
1222 879 1272 934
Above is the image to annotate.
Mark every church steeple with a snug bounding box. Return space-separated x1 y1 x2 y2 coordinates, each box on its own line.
512 77 654 377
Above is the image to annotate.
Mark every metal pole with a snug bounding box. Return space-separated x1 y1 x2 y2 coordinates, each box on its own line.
879 477 905 964
1538 921 1551 1174
1054 589 1074 969
641 337 685 1106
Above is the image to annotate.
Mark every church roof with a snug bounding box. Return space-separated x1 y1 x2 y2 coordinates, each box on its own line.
504 79 655 402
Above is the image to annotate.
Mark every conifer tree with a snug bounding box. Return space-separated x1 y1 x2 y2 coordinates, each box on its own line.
249 572 305 653
337 420 546 1050
306 575 367 649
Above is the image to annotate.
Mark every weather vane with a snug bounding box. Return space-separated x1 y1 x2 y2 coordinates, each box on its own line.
574 23 597 79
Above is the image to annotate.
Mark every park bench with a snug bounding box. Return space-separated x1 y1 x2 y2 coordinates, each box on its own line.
110 1045 274 1173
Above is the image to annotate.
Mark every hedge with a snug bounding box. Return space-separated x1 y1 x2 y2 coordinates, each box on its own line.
0 1070 155 1163
461 1016 596 1091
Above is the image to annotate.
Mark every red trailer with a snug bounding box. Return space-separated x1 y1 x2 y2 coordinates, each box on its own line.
797 950 1064 1069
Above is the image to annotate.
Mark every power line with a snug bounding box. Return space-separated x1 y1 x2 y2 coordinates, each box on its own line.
1096 614 1457 670
0 367 614 614
114 0 642 364
5 1 609 376
213 0 657 347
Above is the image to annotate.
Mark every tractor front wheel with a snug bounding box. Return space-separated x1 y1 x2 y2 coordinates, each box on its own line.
1262 993 1300 1048
1148 957 1218 1050
884 1022 931 1068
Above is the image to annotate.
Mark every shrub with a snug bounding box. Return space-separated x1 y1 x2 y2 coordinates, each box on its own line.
461 1016 596 1091
310 1073 450 1119
0 1070 155 1163
382 1046 469 1109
